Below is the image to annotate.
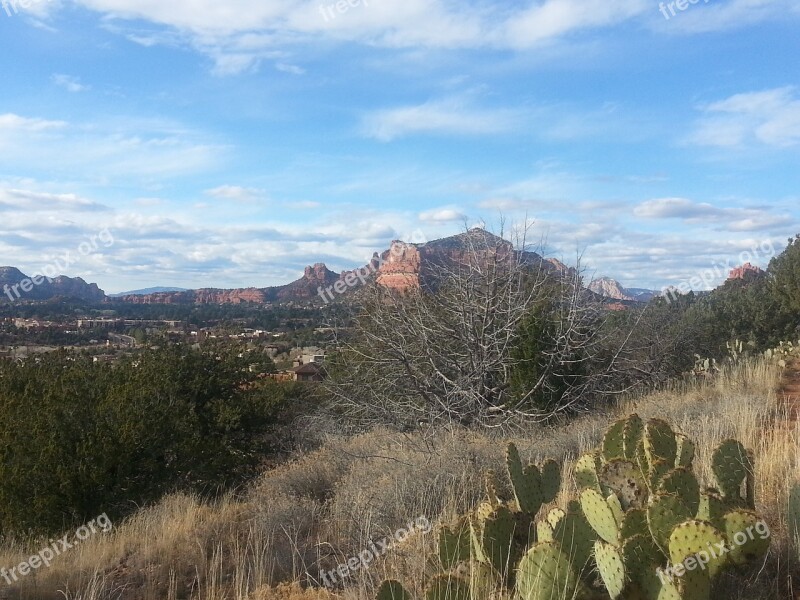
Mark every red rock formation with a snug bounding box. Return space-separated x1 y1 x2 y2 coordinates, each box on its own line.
728 262 764 281
375 229 561 293
375 242 423 292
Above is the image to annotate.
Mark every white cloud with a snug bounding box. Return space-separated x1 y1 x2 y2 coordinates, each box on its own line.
634 197 721 219
634 197 793 231
205 185 267 203
363 99 518 141
65 0 778 75
688 87 800 148
504 0 647 48
0 188 108 212
51 74 90 93
0 112 224 181
0 113 66 132
419 207 468 222
276 63 305 75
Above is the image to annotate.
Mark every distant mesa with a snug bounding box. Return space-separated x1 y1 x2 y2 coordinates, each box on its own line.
108 287 189 297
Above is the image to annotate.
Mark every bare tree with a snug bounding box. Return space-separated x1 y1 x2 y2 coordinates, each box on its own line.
323 225 614 429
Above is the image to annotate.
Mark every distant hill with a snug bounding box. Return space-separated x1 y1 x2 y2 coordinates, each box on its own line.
108 287 189 297
114 229 569 305
588 277 657 303
0 232 660 307
0 266 105 303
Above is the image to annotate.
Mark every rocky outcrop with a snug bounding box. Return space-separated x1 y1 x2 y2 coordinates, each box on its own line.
375 242 423 292
728 262 764 281
588 277 656 303
376 228 566 293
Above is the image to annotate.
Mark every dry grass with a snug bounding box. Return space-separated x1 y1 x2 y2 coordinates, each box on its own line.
0 358 797 599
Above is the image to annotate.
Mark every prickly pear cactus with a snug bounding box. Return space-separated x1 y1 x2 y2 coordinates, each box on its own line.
574 452 603 492
469 503 516 576
668 520 728 578
376 580 413 600
790 483 800 543
439 517 471 569
712 439 752 507
506 443 544 515
722 509 769 566
378 416 770 600
594 540 625 599
506 443 561 515
516 542 588 600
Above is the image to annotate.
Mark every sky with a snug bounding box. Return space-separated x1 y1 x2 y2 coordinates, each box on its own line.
0 0 798 294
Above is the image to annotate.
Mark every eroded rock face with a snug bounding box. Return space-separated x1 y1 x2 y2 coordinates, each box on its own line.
588 277 630 301
728 262 764 281
375 242 423 292
374 229 562 294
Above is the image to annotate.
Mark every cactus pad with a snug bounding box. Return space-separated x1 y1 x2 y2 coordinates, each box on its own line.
471 503 516 576
668 520 728 579
594 540 626 598
790 484 800 544
537 519 554 542
506 443 544 514
697 492 727 531
647 493 693 553
644 419 678 466
546 507 565 530
439 518 471 569
675 434 695 468
677 567 711 600
376 580 413 600
722 510 770 566
540 459 561 504
580 488 620 545
551 507 596 575
712 439 751 504
620 508 649 541
516 542 584 600
603 418 628 462
602 459 647 510
658 468 701 516
574 452 602 492
622 414 644 461
647 459 673 492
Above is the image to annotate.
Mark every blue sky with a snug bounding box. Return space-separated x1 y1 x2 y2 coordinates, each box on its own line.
0 0 798 294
